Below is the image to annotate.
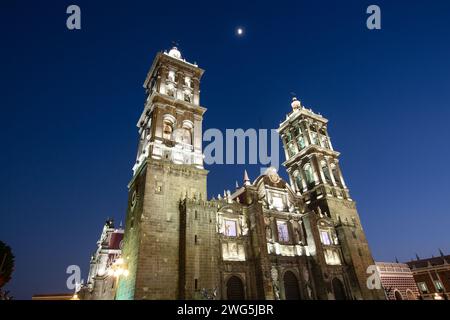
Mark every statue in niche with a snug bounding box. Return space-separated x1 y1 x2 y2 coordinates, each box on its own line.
271 266 280 300
293 221 302 244
239 216 248 235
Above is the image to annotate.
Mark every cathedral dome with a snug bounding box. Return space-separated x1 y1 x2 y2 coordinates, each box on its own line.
168 47 182 59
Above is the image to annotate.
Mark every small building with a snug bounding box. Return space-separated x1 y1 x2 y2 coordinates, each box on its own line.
375 262 419 300
407 251 449 300
77 219 124 300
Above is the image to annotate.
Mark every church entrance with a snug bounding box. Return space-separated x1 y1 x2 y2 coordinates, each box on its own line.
283 271 301 300
332 278 347 300
226 276 245 300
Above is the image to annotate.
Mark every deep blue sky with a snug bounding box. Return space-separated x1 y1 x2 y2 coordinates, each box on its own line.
1 0 449 299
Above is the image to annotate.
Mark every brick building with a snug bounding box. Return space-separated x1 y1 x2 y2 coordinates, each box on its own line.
407 251 450 300
375 262 419 300
113 47 385 300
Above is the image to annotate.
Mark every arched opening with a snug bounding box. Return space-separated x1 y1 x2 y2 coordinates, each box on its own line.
394 290 403 300
332 278 347 300
406 289 415 300
226 276 245 300
303 163 315 188
283 271 301 300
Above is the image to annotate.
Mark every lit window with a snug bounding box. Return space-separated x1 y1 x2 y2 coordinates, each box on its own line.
224 219 237 237
418 282 428 293
320 230 332 245
304 163 314 185
277 221 289 243
434 280 444 292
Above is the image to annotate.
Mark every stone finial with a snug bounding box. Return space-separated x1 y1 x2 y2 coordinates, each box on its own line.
291 97 301 111
244 170 251 186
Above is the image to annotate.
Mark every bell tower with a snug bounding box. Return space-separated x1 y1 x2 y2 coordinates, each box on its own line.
278 98 385 300
116 47 208 300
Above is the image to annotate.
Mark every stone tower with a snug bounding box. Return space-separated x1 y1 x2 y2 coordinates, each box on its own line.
116 47 208 299
277 98 385 300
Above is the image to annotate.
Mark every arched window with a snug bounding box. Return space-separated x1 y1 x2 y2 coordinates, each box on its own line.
394 290 403 300
321 160 332 184
294 171 303 192
163 121 173 140
226 276 245 300
303 163 314 187
297 134 306 150
288 143 297 157
162 115 175 141
406 289 416 300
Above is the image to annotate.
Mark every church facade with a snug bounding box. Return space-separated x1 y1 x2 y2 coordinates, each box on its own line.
115 47 384 300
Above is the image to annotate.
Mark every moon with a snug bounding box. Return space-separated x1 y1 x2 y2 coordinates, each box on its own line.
236 27 244 36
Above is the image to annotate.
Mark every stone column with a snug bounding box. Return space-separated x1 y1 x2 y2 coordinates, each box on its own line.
336 162 348 189
302 120 312 146
308 157 320 186
193 77 200 105
158 66 168 95
325 157 337 186
324 128 334 151
281 134 290 160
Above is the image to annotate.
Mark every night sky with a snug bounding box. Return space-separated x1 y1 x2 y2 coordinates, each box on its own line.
1 0 450 299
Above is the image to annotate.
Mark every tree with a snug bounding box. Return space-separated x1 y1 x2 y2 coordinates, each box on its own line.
0 241 14 288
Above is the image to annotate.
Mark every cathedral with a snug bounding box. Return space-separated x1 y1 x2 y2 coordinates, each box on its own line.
110 47 384 300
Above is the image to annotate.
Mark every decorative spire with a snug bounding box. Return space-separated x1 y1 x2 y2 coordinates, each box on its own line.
235 181 239 189
439 248 445 257
395 257 399 263
243 170 251 186
415 253 420 261
168 46 182 59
